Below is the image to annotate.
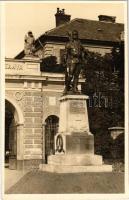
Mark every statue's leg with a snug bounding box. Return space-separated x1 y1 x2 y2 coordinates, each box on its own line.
67 64 75 89
64 67 68 86
63 68 69 94
73 64 81 92
64 64 73 93
69 63 76 91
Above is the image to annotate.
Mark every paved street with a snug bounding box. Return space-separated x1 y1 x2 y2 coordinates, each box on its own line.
4 167 28 192
5 171 124 194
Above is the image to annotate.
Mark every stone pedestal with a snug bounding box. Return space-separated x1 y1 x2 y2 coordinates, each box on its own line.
39 95 112 173
58 95 90 134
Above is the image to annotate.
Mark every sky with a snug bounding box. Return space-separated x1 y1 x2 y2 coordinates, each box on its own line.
5 2 126 58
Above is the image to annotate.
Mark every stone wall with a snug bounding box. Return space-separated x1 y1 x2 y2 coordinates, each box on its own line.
23 90 43 161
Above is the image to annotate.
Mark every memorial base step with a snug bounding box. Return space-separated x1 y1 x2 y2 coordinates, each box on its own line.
48 154 103 166
39 164 112 173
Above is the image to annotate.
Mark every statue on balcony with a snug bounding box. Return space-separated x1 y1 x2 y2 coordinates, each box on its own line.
24 31 35 56
63 30 87 94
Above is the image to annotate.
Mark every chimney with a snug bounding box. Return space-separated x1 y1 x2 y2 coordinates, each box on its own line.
55 8 71 27
98 15 116 23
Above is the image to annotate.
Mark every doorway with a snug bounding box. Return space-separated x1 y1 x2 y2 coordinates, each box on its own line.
45 115 59 163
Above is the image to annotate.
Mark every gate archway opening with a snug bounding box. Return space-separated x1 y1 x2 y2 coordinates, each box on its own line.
45 115 59 163
5 100 18 169
5 98 24 169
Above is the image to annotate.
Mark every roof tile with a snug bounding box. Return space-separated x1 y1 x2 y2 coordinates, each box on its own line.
45 18 124 42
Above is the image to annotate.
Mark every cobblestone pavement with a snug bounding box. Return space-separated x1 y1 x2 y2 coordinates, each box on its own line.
5 171 124 194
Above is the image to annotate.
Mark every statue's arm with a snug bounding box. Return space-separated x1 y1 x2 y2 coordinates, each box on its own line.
24 35 28 43
80 46 89 72
63 43 70 64
82 46 89 60
32 36 35 44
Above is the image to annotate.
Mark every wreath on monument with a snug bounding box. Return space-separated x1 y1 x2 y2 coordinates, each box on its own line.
55 135 65 153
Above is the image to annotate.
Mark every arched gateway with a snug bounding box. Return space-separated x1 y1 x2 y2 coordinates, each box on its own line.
5 96 24 169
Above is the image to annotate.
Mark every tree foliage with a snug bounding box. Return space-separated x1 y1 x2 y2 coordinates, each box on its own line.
81 43 124 157
40 56 65 73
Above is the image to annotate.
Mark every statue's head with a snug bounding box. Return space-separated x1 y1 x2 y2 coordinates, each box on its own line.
72 30 79 40
28 31 33 37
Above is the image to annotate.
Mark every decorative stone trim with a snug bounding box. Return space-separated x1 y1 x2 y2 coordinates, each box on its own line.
15 91 24 101
17 123 24 160
5 94 24 124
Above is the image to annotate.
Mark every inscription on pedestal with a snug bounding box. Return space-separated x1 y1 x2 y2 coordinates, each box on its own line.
66 134 94 154
70 100 85 114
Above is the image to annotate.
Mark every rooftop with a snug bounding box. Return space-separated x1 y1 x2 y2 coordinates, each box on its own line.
15 17 124 59
44 18 123 42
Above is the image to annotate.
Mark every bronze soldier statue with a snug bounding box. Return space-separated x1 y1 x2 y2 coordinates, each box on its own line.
63 30 87 94
24 31 35 56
